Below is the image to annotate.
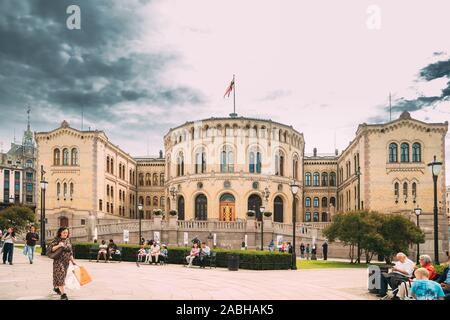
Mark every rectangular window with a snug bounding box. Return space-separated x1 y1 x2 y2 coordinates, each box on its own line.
81 219 86 225
26 172 33 180
26 195 33 203
26 183 33 193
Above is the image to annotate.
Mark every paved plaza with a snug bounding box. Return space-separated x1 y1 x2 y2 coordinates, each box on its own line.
0 250 375 300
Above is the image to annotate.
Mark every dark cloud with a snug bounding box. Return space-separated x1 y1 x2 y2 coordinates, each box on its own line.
390 58 450 113
0 0 205 149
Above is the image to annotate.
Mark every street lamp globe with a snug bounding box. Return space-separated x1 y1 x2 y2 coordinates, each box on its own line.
414 207 422 216
138 203 143 211
428 155 442 177
290 182 300 195
9 196 14 203
40 180 48 190
259 206 265 214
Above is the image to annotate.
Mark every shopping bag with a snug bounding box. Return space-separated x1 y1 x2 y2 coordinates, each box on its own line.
73 265 92 286
65 265 81 290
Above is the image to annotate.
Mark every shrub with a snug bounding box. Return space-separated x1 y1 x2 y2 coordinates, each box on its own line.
72 242 292 270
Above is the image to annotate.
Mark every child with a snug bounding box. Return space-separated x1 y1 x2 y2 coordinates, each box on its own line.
137 245 147 262
410 268 445 300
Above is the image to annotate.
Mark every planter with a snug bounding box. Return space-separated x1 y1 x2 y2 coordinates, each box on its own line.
169 210 178 216
152 209 162 216
246 210 255 217
263 211 272 217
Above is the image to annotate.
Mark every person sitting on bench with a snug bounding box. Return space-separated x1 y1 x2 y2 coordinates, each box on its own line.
186 243 200 267
159 244 168 264
377 252 415 298
137 245 147 262
147 242 160 264
97 240 108 263
107 239 118 260
199 243 211 268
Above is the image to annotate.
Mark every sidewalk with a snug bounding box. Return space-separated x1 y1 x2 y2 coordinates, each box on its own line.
0 249 376 300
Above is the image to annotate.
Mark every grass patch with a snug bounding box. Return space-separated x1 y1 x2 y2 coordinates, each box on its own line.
297 259 371 269
14 244 42 254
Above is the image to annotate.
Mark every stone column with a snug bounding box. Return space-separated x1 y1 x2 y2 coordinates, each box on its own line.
153 214 162 242
245 216 256 249
167 214 178 246
263 214 274 249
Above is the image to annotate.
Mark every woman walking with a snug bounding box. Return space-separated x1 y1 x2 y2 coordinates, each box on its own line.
48 227 77 300
2 227 16 265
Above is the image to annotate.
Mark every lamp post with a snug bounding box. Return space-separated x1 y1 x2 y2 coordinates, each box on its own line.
427 155 442 264
40 165 48 256
138 203 143 244
259 205 265 250
290 182 300 270
414 207 422 264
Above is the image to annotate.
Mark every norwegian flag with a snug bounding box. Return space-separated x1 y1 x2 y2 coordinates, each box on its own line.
223 79 235 98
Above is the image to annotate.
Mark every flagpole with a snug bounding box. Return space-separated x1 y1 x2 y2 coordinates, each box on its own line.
230 74 237 118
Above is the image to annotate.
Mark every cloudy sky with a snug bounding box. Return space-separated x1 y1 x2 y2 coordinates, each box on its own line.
0 0 449 181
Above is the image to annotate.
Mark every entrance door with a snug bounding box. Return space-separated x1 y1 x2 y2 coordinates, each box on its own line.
59 216 69 228
219 193 235 222
177 196 185 221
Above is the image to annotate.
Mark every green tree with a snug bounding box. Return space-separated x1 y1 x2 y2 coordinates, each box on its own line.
0 205 36 233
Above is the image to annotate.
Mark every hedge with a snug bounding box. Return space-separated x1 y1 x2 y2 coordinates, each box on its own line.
72 242 292 270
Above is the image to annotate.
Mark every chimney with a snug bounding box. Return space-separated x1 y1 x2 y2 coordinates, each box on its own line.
159 150 163 158
335 149 338 156
313 148 317 157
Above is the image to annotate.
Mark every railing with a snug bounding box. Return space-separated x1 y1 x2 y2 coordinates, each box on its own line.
97 220 153 235
46 225 88 239
177 220 209 230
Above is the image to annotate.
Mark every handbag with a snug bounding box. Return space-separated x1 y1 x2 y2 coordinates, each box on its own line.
73 265 92 286
46 243 63 259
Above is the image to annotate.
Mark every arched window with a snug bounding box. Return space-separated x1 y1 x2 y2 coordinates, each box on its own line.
177 196 185 220
118 164 122 178
321 212 328 222
220 146 234 173
146 196 151 206
305 212 311 222
107 185 110 197
57 182 61 197
313 172 320 186
110 158 114 174
313 212 319 222
139 196 144 206
70 182 74 197
313 197 319 208
106 156 110 172
305 173 311 186
389 143 398 162
160 196 165 208
412 182 417 198
330 197 336 206
195 149 207 174
293 155 299 180
145 173 151 186
139 173 144 186
153 173 158 185
110 186 114 198
195 194 208 220
330 172 336 187
153 196 158 206
412 143 421 162
54 149 61 166
321 173 328 186
177 152 184 176
403 182 408 198
394 182 399 197
321 197 327 208
249 148 262 174
247 194 262 220
63 183 67 198
160 173 164 186
274 151 284 176
274 196 284 223
400 143 409 162
305 197 311 207
62 149 69 166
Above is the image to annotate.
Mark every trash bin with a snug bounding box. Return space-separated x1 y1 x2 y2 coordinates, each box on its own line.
227 254 239 271
368 265 389 294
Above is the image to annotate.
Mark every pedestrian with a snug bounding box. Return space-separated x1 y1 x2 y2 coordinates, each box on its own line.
140 237 145 245
268 239 275 252
287 242 293 254
48 227 77 300
241 241 246 250
24 226 39 264
311 244 317 260
322 241 328 261
1 227 16 265
300 243 305 259
305 244 310 260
